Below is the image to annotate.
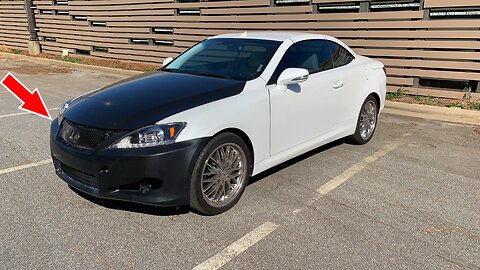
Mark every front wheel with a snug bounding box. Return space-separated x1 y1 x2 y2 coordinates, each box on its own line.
189 133 251 215
347 95 378 145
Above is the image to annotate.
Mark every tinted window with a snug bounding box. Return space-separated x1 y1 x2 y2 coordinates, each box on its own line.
269 40 334 84
162 38 281 81
330 43 354 67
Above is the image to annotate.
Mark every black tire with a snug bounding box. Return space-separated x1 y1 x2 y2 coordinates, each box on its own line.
347 95 379 145
189 133 252 215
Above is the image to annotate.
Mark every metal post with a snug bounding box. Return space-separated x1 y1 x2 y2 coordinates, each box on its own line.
359 2 370 12
419 0 430 20
24 0 38 41
413 78 420 88
24 0 41 55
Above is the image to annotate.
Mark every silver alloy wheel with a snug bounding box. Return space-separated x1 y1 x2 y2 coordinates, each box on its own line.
359 100 377 140
200 142 248 208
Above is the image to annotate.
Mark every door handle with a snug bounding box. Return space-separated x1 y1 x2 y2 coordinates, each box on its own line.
332 81 344 89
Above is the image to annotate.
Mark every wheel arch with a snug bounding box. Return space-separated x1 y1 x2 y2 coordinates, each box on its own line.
369 92 381 112
212 128 255 174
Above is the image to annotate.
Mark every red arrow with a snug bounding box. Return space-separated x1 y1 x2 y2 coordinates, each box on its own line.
1 72 51 120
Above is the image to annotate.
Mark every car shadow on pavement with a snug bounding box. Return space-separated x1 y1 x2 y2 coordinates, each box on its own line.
69 186 190 216
248 138 345 186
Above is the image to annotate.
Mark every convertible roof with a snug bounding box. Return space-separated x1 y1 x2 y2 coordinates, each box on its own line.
210 31 357 57
211 31 329 42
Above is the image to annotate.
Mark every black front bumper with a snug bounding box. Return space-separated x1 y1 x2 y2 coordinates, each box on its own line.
50 118 208 206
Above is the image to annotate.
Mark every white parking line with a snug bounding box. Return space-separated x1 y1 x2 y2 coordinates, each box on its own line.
0 108 58 119
0 159 51 176
194 131 418 269
308 132 413 205
192 221 279 270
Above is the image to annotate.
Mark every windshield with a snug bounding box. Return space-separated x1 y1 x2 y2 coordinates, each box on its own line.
162 38 282 81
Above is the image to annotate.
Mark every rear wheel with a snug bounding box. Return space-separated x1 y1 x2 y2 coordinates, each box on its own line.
190 133 251 215
347 95 378 145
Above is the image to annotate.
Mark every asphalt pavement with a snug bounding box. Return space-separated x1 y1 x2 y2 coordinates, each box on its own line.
1 54 479 270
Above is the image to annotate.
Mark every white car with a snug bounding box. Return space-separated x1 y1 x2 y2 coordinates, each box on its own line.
50 32 386 215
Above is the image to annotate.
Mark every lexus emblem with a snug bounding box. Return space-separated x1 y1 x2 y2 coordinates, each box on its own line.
69 131 80 142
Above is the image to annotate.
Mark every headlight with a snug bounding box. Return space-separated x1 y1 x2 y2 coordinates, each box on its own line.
110 122 186 149
58 101 70 116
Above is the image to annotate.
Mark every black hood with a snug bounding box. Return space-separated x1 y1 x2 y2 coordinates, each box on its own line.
64 71 245 130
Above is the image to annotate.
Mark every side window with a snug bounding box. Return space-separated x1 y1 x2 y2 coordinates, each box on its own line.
330 43 354 68
268 40 334 84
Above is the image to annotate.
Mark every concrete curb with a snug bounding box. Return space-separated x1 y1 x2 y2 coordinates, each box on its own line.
384 101 480 126
0 52 141 77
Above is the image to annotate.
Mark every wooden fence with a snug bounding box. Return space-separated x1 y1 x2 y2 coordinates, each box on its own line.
0 0 29 50
1 0 479 99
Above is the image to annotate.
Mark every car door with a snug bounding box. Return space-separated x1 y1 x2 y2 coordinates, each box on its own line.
267 39 346 156
327 41 360 130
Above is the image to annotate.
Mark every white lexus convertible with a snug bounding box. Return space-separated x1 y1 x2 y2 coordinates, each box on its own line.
51 32 386 215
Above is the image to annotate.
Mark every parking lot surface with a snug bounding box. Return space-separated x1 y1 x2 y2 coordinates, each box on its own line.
1 54 479 270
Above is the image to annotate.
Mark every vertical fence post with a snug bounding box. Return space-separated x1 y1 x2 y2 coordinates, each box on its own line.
24 0 41 55
359 2 370 12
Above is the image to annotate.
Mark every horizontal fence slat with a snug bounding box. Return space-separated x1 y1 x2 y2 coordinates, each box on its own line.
424 0 480 8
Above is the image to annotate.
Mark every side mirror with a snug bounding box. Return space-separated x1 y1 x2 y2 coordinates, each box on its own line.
277 68 309 86
162 57 174 66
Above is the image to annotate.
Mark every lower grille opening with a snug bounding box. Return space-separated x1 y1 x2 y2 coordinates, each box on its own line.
60 162 98 188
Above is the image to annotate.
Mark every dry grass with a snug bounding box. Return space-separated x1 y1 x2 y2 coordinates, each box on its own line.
0 47 158 72
387 94 480 111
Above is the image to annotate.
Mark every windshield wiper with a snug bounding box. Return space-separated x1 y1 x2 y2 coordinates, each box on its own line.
186 71 233 80
161 69 234 80
161 68 176 72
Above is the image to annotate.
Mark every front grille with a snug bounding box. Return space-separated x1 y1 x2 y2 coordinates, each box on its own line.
58 120 114 150
60 161 98 188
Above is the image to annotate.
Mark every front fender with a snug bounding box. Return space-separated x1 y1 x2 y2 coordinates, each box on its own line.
157 78 271 168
